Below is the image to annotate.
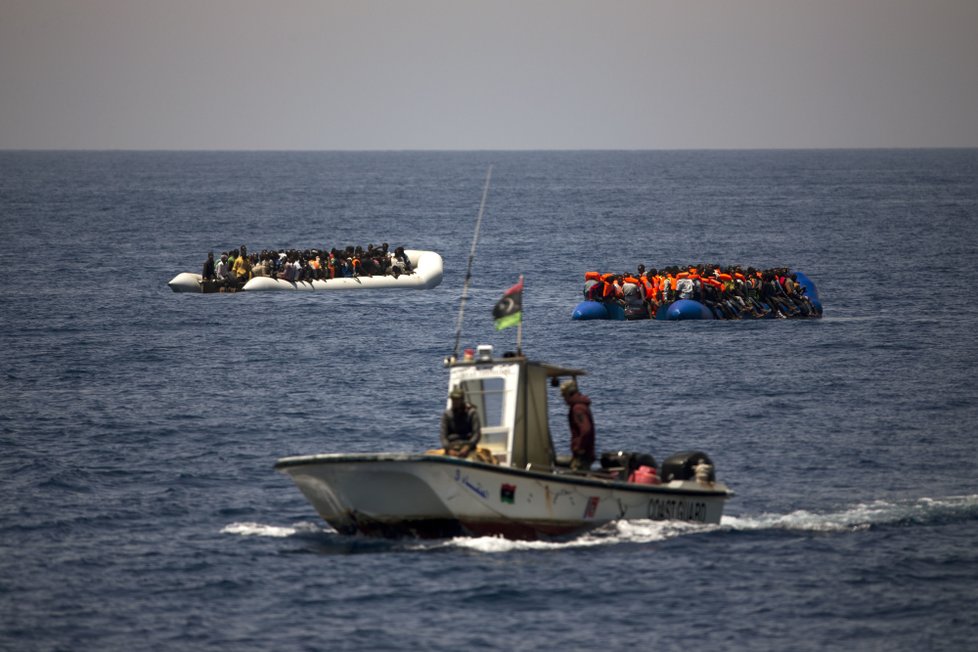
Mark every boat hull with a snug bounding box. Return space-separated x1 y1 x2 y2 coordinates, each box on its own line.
275 453 731 540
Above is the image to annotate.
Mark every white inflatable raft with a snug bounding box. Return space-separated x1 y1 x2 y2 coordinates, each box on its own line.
168 250 443 293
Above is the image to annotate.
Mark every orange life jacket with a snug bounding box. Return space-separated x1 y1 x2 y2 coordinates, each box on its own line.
702 277 722 290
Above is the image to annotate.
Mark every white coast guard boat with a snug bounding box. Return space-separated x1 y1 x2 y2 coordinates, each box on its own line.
167 249 442 293
275 345 733 540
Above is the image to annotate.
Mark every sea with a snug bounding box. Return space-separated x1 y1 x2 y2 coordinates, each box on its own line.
1 149 977 651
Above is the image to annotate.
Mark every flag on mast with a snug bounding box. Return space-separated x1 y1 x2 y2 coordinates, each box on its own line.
493 276 523 330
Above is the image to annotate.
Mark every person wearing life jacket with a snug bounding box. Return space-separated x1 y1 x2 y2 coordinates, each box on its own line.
596 273 621 301
651 269 667 304
621 275 643 298
715 269 747 318
620 275 648 317
665 268 679 302
640 270 661 315
559 379 596 471
583 271 602 299
697 273 722 316
638 270 653 298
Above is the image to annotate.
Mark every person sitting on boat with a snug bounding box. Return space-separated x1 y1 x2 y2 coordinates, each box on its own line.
229 245 251 286
214 252 233 287
559 379 596 471
391 246 413 277
440 386 482 459
379 242 392 275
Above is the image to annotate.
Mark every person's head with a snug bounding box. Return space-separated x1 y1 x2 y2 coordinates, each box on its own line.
449 385 465 407
208 251 214 259
560 379 578 402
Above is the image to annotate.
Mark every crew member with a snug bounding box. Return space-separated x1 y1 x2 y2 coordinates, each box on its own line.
560 379 596 471
440 386 481 459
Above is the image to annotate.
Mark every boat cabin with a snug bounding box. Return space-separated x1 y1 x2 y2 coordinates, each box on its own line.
446 345 584 469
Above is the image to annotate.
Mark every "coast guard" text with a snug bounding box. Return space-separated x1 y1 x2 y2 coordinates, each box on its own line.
646 498 708 522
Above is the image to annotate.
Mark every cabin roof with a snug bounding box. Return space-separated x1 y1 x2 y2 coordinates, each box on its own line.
449 354 585 378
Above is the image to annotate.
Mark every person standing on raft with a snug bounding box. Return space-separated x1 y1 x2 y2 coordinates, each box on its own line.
440 386 482 459
560 379 596 471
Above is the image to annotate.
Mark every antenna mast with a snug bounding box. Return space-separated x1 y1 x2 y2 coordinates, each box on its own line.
451 165 493 361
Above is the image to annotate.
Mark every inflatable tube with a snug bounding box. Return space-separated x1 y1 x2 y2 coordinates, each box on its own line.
656 299 715 321
572 301 610 320
167 272 205 293
791 271 822 316
169 250 442 293
791 271 819 300
572 301 625 320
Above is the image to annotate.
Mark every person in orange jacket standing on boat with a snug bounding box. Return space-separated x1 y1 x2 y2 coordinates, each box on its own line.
560 379 595 471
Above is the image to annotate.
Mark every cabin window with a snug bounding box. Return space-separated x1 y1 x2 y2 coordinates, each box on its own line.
460 377 506 428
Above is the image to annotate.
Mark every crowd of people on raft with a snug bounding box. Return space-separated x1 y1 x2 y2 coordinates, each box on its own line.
584 264 820 319
200 243 415 288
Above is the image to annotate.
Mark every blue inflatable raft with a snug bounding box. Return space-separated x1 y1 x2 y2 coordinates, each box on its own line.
572 271 822 321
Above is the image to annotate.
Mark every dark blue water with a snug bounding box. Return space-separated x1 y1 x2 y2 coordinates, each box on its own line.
2 150 977 651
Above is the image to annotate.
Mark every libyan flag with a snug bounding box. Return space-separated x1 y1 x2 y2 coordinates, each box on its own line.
493 276 523 330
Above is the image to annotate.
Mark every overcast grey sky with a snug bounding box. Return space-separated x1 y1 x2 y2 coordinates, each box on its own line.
1 0 976 149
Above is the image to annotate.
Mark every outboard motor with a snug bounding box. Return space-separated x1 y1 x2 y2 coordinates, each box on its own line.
660 451 715 482
600 451 658 480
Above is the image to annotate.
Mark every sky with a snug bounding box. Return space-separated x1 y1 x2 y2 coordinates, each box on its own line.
1 0 976 150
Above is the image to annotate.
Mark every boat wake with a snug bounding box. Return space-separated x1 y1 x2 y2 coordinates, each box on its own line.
220 519 719 552
224 495 978 552
434 519 717 552
221 521 325 538
722 494 978 533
